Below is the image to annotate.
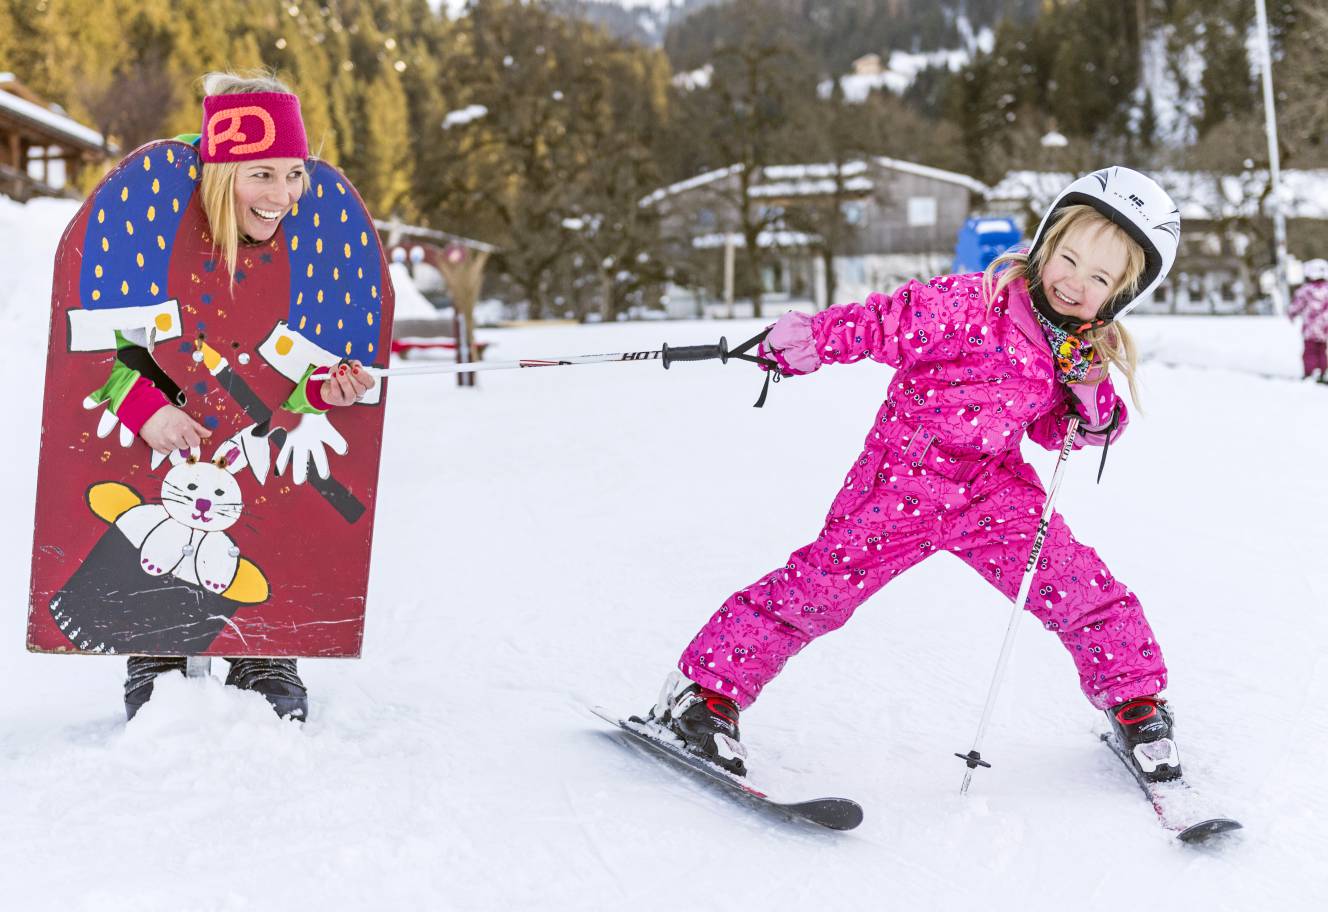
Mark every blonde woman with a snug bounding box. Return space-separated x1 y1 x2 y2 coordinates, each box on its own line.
100 73 375 720
639 168 1187 788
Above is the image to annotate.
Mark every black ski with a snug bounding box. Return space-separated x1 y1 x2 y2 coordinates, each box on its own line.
591 707 863 831
1099 732 1242 844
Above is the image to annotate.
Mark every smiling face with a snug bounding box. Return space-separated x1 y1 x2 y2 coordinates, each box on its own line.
1038 220 1132 325
161 460 243 532
232 157 306 242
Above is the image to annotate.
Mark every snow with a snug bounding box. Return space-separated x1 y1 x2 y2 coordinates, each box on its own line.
441 104 487 129
3 193 1328 909
387 262 442 320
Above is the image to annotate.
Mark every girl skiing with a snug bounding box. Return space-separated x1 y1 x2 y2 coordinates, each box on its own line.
1289 258 1328 381
87 71 375 720
642 167 1185 785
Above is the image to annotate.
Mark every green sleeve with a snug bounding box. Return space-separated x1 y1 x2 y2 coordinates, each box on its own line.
86 332 146 412
280 363 330 415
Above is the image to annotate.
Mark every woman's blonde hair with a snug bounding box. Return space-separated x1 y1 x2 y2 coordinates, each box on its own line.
197 70 307 280
982 205 1147 405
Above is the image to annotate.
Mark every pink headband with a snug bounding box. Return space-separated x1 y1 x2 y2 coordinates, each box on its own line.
201 92 309 163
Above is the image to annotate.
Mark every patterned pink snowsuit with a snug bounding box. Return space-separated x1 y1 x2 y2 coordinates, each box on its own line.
1288 280 1328 377
679 273 1167 711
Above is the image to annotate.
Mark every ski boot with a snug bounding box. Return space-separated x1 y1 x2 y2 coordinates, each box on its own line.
1107 695 1181 782
225 658 309 720
637 671 747 776
124 656 187 720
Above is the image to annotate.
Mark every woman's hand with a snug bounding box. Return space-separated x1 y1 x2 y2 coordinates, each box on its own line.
318 360 376 407
139 405 213 453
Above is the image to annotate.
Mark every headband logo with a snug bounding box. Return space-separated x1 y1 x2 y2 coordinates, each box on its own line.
206 106 277 158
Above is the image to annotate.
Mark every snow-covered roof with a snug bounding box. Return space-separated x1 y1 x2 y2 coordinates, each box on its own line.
987 169 1328 221
639 165 742 208
692 230 818 250
642 158 983 208
0 80 107 151
873 156 987 194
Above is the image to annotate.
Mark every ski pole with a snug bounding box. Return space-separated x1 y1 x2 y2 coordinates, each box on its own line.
955 417 1080 795
362 329 781 405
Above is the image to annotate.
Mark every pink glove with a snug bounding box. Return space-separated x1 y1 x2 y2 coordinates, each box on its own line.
760 310 820 375
1066 365 1128 446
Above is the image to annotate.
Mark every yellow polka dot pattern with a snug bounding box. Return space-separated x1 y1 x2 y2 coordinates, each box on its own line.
80 141 197 311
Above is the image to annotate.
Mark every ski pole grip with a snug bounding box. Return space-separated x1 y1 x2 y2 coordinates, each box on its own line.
661 336 729 369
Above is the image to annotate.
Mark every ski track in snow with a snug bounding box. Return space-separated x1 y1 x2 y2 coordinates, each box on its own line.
1 196 1326 909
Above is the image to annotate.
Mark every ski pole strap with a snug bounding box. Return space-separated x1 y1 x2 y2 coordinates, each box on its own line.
1093 402 1122 484
722 328 779 408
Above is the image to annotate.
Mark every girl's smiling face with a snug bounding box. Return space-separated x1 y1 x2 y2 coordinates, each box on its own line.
1038 220 1131 324
233 157 305 242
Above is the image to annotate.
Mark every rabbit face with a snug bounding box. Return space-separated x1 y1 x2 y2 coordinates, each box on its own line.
161 451 243 532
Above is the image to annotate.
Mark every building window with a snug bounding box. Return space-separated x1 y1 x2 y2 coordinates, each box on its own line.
907 197 937 227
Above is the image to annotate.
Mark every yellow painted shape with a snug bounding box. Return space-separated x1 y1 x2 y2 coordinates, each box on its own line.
291 235 299 251
152 178 160 194
120 186 128 202
367 312 374 325
306 263 314 278
136 252 144 268
97 209 105 224
120 280 129 295
94 264 103 278
157 234 166 250
275 335 294 356
125 220 134 236
150 283 161 298
167 148 175 163
343 243 351 258
313 213 320 227
222 559 269 604
200 342 222 370
316 238 323 254
143 156 151 171
299 315 307 330
88 481 141 523
361 231 368 246
147 205 156 222
101 237 109 252
91 289 101 301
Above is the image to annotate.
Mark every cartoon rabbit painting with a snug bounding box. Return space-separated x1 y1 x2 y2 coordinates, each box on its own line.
48 443 269 655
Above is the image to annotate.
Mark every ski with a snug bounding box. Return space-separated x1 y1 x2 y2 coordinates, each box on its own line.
590 707 863 831
1099 732 1242 844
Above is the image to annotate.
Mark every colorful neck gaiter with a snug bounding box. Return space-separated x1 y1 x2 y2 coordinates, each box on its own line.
1033 307 1095 384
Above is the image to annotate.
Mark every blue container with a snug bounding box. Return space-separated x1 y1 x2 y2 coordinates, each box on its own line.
953 216 1021 274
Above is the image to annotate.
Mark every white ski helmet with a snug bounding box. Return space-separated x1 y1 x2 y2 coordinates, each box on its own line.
1304 258 1328 282
1027 166 1181 322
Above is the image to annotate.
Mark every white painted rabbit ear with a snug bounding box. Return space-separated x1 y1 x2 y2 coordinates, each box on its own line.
212 445 244 473
167 446 199 467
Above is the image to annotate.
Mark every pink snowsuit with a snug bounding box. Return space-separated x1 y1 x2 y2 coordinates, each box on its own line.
1288 280 1328 377
679 273 1167 711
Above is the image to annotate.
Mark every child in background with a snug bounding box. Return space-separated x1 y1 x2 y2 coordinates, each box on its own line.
1289 258 1328 381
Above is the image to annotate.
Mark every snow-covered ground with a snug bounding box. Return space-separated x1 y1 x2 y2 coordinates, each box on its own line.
2 194 1326 910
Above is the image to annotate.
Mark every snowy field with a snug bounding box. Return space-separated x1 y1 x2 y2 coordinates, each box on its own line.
2 194 1326 911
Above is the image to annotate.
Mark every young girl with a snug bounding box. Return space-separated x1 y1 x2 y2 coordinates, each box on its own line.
641 167 1185 784
97 72 376 719
1289 258 1328 381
